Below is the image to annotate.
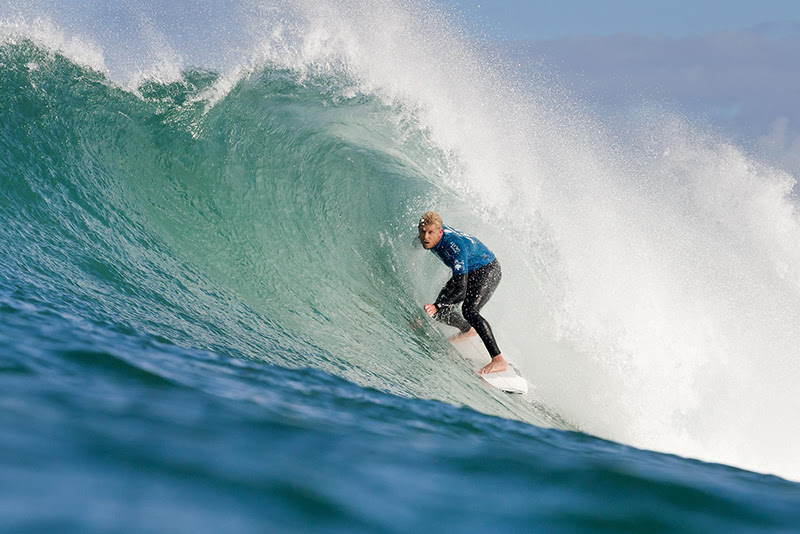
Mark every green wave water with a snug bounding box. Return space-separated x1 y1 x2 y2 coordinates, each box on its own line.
0 39 554 423
2 3 800 531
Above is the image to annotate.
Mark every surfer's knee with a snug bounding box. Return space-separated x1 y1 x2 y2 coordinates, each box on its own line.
461 304 480 325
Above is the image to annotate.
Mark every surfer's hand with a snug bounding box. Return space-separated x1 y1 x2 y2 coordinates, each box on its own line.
424 303 437 317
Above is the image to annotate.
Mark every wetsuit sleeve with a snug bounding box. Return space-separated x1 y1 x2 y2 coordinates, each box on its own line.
434 273 468 307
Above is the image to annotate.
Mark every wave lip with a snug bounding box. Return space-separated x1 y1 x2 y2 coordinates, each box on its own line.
2 1 800 484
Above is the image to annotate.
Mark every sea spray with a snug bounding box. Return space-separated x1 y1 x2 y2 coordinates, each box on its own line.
277 0 800 480
2 0 800 481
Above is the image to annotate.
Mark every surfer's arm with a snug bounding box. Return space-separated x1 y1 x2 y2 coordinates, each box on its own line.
434 273 468 307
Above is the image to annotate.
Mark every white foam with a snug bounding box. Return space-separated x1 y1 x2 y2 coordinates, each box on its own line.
4 0 799 481
0 16 107 74
263 0 800 480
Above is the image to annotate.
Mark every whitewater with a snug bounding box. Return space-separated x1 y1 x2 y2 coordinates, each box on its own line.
2 0 799 531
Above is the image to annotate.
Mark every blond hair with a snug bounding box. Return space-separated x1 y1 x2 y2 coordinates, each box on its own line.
418 211 443 229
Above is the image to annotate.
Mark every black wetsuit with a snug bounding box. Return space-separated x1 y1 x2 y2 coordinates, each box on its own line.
430 226 503 357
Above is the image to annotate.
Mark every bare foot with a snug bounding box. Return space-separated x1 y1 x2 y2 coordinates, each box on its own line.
449 328 477 343
479 354 508 374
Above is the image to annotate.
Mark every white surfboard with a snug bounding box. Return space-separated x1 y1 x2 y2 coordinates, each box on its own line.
452 335 528 394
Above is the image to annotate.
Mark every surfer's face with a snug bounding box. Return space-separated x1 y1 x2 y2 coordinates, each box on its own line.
419 224 443 249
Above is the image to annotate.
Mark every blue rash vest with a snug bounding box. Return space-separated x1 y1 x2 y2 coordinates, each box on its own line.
431 226 496 275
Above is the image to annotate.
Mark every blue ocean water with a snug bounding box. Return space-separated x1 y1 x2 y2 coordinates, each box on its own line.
2 2 800 532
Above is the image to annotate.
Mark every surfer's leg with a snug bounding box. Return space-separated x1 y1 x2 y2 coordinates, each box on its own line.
461 261 502 357
433 304 472 333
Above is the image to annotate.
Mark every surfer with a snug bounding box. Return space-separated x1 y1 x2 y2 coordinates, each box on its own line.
418 211 508 374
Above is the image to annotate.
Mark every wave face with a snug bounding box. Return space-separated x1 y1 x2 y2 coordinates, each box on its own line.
0 36 510 408
2 1 800 530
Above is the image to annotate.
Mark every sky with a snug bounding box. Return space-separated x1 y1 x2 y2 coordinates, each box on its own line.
439 0 800 176
440 0 800 40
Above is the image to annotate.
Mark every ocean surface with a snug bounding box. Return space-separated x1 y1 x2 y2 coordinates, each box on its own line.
2 1 800 532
